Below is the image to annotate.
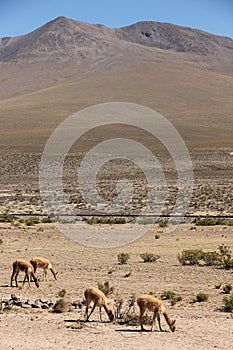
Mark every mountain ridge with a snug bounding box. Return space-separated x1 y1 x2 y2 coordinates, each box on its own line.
0 16 232 62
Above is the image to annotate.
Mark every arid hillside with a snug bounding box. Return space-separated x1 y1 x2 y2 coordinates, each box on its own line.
0 17 233 152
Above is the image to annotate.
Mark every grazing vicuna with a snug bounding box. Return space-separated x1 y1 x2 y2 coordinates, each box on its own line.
10 259 39 288
84 286 114 322
30 257 58 281
137 294 176 332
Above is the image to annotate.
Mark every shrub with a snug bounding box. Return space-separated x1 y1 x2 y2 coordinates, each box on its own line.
161 290 182 306
218 244 231 259
118 253 130 265
98 281 114 296
223 283 233 294
25 217 40 226
195 216 225 226
0 210 15 223
140 252 160 263
41 217 52 223
154 233 160 239
86 217 126 225
223 292 233 312
222 257 233 270
202 251 222 266
158 219 169 228
0 238 3 245
195 292 209 302
178 249 204 266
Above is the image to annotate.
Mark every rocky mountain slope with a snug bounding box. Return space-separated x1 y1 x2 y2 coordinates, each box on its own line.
0 16 232 99
1 16 232 62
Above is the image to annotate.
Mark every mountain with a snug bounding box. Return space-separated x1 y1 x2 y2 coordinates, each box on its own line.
0 17 232 153
0 16 232 99
1 16 232 62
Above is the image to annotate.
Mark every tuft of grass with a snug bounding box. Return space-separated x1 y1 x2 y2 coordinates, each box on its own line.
41 217 52 223
158 219 169 228
140 252 160 263
25 217 40 226
223 292 233 312
161 290 182 305
223 283 233 294
0 210 15 223
195 292 209 302
118 252 130 265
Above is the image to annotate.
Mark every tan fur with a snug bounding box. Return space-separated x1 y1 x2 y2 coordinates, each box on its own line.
30 257 58 280
84 286 114 322
11 259 39 288
137 295 176 332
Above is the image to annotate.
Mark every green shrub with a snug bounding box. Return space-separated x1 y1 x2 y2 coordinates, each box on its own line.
118 253 130 265
195 216 225 226
218 244 231 259
98 281 114 296
223 283 233 294
158 219 169 228
154 233 160 239
178 249 204 266
161 290 182 306
86 217 126 225
195 292 209 302
202 251 222 266
41 217 52 223
223 292 233 312
0 210 15 223
25 217 40 226
0 238 3 245
140 252 160 263
222 257 233 270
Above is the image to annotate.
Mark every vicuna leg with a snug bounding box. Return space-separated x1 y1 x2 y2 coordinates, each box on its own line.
86 301 98 321
11 267 18 287
99 306 102 322
23 270 31 287
50 267 58 280
139 307 146 331
157 313 164 332
43 268 47 281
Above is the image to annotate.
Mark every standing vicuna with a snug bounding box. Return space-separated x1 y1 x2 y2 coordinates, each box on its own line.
10 259 39 288
30 257 58 281
137 294 176 332
84 286 114 322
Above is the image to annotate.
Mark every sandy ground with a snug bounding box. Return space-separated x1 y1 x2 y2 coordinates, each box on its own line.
0 222 233 350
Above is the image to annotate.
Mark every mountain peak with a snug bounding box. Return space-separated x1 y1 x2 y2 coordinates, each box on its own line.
0 17 232 71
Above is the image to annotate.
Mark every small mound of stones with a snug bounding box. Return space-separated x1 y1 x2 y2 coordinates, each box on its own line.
0 293 84 312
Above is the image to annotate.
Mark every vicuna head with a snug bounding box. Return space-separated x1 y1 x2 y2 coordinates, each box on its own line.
170 320 176 332
108 309 114 321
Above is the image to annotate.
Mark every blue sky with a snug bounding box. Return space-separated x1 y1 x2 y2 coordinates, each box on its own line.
0 0 232 38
